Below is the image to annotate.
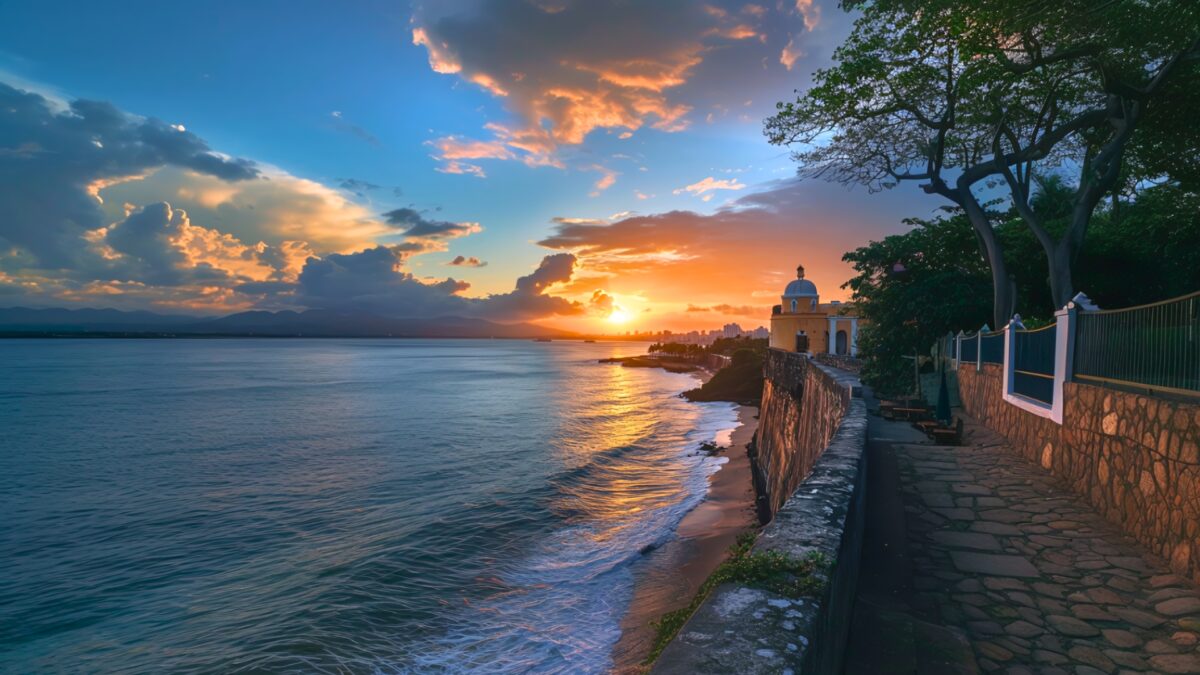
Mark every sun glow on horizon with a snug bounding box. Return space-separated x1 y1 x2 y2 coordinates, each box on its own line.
607 308 632 324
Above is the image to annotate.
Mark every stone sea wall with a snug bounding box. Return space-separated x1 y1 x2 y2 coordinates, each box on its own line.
811 352 863 374
752 350 855 522
958 363 1200 583
654 355 867 674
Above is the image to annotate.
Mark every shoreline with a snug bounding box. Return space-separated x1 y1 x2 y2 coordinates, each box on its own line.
609 402 760 673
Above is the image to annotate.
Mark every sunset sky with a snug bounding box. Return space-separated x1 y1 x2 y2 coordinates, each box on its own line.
0 0 935 332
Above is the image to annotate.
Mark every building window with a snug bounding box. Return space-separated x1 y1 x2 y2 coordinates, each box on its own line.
790 299 797 313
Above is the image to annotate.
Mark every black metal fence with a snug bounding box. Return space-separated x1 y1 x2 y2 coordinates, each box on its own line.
1012 325 1057 404
1074 291 1200 396
980 332 1005 364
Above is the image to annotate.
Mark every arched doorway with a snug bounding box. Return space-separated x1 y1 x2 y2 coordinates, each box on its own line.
836 330 848 355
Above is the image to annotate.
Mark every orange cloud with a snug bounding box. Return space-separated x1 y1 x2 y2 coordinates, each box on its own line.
589 165 618 197
537 179 931 331
412 1 770 168
673 176 747 201
780 36 804 70
795 0 821 31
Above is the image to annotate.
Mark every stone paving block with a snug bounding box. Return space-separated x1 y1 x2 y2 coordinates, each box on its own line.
931 531 1003 551
972 521 1023 536
951 552 1040 578
874 411 1200 675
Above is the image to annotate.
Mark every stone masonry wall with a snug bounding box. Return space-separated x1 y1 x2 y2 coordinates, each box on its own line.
654 362 867 674
752 349 853 522
958 363 1200 583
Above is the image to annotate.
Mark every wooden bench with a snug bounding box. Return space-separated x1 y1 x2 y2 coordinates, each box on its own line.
893 406 930 422
930 418 964 446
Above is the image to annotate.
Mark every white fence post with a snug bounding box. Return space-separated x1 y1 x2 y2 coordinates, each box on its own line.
1002 317 1017 399
977 324 988 371
1050 302 1077 424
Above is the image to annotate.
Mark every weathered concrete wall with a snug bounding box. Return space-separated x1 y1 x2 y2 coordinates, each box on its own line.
654 363 867 674
752 350 854 522
958 363 1200 583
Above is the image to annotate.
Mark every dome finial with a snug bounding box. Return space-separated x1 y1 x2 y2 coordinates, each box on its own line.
796 263 805 279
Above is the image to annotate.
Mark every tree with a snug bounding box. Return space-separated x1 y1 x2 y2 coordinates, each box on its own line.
845 182 1200 393
842 215 993 395
767 0 1200 323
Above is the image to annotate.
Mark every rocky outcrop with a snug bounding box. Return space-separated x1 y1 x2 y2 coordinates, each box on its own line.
958 363 1200 583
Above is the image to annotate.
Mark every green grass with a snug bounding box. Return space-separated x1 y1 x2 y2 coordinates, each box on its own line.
642 531 830 665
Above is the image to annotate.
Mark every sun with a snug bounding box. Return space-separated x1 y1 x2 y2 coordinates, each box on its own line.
607 308 632 324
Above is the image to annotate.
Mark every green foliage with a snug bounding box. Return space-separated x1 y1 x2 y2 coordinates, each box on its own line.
649 337 768 358
1077 185 1200 306
643 531 829 665
767 0 1200 191
648 342 705 356
768 0 1200 315
683 355 764 404
842 215 993 395
708 337 769 357
731 348 759 366
845 182 1200 395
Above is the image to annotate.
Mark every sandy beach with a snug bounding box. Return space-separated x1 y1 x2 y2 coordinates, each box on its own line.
609 403 760 672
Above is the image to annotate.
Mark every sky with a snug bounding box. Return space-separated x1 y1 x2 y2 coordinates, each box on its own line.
0 0 936 332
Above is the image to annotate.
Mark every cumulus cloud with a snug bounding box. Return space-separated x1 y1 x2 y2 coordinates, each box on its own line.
448 255 487 267
589 289 616 316
0 81 583 321
413 0 770 169
295 246 470 315
478 253 582 319
293 248 580 320
102 166 396 254
0 82 257 269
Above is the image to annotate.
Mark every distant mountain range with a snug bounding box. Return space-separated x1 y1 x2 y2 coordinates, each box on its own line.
0 307 575 339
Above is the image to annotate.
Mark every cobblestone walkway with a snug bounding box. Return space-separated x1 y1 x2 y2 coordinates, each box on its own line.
892 417 1200 674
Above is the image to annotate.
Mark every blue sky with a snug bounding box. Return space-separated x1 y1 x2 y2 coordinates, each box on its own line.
0 0 934 330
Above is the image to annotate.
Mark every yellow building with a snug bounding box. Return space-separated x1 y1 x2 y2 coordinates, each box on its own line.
769 264 861 355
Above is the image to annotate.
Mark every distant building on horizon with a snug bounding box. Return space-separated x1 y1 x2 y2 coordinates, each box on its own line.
769 263 861 356
655 322 770 346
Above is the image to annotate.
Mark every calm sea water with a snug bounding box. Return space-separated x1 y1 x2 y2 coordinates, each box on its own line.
0 339 737 673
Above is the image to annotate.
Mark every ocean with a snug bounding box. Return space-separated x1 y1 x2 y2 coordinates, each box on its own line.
0 339 738 673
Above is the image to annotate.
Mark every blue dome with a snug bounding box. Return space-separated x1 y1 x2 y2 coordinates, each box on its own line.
783 278 818 297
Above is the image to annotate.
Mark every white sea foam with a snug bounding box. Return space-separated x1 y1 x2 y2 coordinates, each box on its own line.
400 376 740 674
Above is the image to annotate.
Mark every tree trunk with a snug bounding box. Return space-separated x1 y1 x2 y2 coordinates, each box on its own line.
960 192 1016 327
1048 242 1074 309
